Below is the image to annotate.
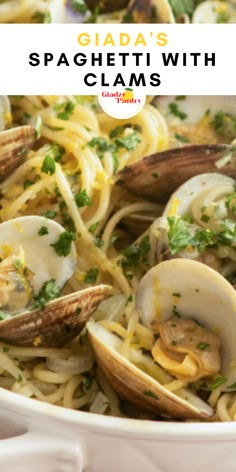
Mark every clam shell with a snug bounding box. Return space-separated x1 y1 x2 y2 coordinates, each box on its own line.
0 216 77 294
0 285 110 347
136 259 236 374
117 144 233 202
0 125 35 181
87 321 213 419
163 172 235 217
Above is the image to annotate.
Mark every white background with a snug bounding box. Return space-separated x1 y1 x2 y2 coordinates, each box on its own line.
0 24 234 94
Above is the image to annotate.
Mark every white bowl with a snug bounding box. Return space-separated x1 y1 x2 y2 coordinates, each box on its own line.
0 386 235 472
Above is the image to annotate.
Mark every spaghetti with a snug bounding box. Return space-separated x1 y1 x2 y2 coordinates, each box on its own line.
0 95 235 421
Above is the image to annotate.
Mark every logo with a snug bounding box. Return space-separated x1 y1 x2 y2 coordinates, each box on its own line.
98 88 146 119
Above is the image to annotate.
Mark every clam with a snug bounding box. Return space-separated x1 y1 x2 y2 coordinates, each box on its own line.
117 144 234 203
0 125 35 181
152 172 236 271
0 216 110 347
124 0 175 23
87 259 236 419
192 1 236 23
118 96 236 202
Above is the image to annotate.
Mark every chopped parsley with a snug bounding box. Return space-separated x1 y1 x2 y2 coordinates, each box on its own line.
24 179 34 190
54 101 75 121
143 390 159 400
212 111 236 139
167 216 236 255
197 342 210 350
174 133 190 143
45 125 65 132
41 155 56 175
114 132 141 151
169 102 187 120
201 214 210 223
152 173 159 179
41 210 57 219
17 374 23 383
71 0 87 13
38 226 49 236
51 231 76 257
171 340 177 346
88 222 99 234
200 375 227 391
74 189 92 208
87 128 141 163
172 292 181 297
84 268 99 284
121 235 150 271
34 279 61 310
87 137 110 159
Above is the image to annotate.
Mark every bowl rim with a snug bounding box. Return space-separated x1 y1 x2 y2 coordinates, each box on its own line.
1 387 236 441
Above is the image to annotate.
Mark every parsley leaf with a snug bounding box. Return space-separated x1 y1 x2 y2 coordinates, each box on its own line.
74 189 92 208
51 231 76 257
54 101 75 121
84 268 99 284
41 155 56 175
114 131 141 151
38 226 49 236
174 133 190 143
121 235 150 270
87 137 111 159
169 102 187 120
71 0 87 13
33 279 61 309
41 210 57 219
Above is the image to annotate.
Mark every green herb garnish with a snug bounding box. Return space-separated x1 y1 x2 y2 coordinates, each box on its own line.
169 102 187 120
41 155 56 175
74 189 92 208
84 268 99 284
34 278 61 310
38 226 49 236
51 231 76 257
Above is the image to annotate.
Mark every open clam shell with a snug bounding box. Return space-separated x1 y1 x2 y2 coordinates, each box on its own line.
0 216 77 293
0 285 110 347
117 144 233 203
163 172 235 218
88 259 236 419
87 320 213 419
0 125 35 181
136 259 236 374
